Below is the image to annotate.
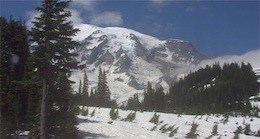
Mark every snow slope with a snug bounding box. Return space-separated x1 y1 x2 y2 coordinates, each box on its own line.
70 23 260 104
78 107 260 139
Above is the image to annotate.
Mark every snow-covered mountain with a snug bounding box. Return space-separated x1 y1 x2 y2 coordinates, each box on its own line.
70 24 260 103
70 24 205 103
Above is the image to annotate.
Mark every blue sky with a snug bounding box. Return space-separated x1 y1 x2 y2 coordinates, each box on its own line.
1 0 259 56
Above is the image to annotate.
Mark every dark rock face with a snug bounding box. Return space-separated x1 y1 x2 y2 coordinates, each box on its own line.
96 51 114 66
127 76 142 90
114 54 131 73
165 39 206 64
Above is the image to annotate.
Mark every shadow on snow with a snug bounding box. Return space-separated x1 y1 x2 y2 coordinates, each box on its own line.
78 117 101 124
79 130 110 139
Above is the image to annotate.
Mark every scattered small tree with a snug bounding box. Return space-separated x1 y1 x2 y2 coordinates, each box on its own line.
186 122 199 138
124 112 136 122
169 127 179 137
110 108 119 120
244 124 251 135
90 109 96 117
211 124 218 135
234 126 243 134
255 130 260 137
82 107 88 116
160 124 168 133
149 113 160 124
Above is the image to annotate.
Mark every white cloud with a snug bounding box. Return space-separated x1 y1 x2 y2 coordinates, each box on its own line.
67 9 83 25
90 12 123 26
26 10 41 29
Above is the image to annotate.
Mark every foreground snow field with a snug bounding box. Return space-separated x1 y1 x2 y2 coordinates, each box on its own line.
77 107 260 139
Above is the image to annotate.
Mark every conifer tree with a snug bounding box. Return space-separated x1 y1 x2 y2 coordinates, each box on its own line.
82 72 89 105
96 67 111 107
0 17 30 138
78 79 82 94
30 0 80 138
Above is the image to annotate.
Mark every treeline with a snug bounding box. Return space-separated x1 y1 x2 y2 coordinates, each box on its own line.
125 63 259 115
1 0 80 138
75 67 116 108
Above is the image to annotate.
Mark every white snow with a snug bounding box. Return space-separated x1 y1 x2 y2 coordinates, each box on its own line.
77 107 260 139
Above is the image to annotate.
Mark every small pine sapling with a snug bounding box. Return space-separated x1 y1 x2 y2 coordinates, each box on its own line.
211 124 218 135
244 124 251 135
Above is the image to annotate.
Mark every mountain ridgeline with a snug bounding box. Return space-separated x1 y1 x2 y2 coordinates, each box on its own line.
72 24 206 102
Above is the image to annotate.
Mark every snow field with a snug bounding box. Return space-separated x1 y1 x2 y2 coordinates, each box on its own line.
77 107 260 139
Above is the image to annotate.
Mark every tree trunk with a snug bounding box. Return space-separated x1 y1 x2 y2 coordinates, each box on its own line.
40 79 48 139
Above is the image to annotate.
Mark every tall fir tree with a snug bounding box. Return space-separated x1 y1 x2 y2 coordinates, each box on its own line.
96 67 111 107
82 72 89 105
30 0 80 138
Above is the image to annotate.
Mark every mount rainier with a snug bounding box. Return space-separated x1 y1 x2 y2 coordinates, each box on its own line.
70 24 259 103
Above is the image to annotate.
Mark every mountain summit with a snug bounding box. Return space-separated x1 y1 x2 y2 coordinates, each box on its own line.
71 24 206 103
71 24 259 103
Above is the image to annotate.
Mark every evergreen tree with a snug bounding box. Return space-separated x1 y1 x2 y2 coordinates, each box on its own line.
0 17 30 138
30 0 80 138
154 85 165 111
143 81 155 111
78 79 82 94
82 72 89 105
96 67 111 107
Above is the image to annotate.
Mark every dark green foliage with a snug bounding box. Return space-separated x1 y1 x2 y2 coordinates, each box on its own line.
0 17 30 138
82 72 89 106
169 126 179 137
143 81 155 111
169 63 258 114
233 133 239 139
256 130 260 137
149 113 160 124
211 124 218 135
95 67 113 107
75 72 89 106
160 124 174 133
107 121 113 124
110 108 119 120
29 0 81 138
126 93 141 111
244 124 251 135
81 106 88 116
154 85 165 112
222 115 229 124
159 124 168 133
234 126 243 134
90 109 96 117
124 111 136 122
186 122 199 139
